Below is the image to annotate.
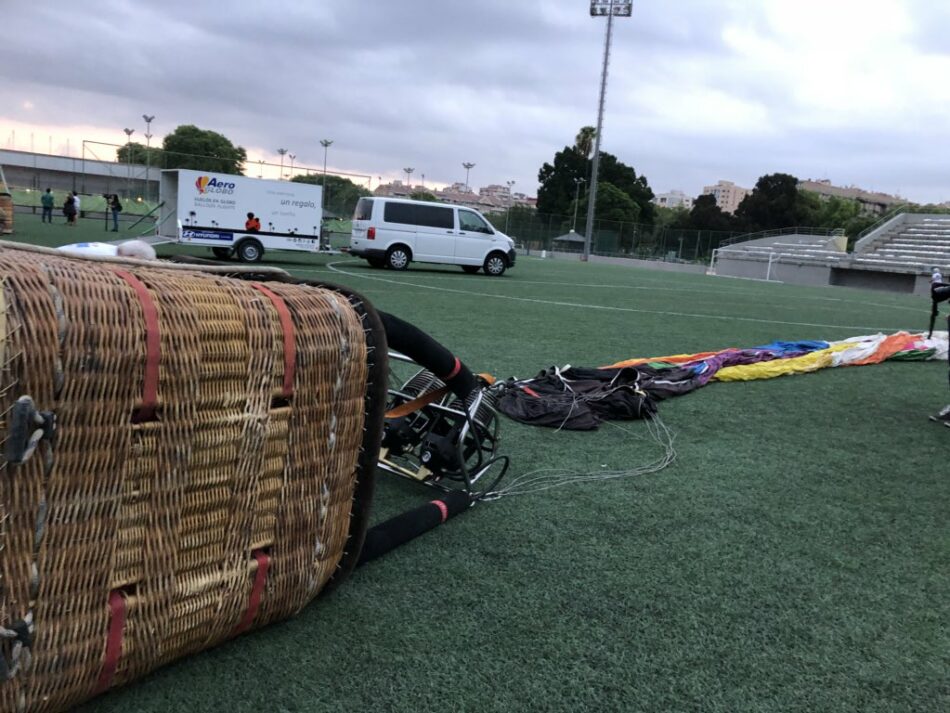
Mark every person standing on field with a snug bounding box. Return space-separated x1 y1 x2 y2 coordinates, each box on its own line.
41 188 55 223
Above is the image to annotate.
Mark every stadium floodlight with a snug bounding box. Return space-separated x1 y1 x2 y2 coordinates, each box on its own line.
277 148 288 180
320 139 333 212
404 167 414 186
582 0 633 262
572 177 586 232
462 162 475 192
505 180 516 233
142 115 155 203
590 0 632 16
123 128 134 198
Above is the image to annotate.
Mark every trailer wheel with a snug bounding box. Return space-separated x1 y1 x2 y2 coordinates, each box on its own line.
237 239 263 263
212 247 232 260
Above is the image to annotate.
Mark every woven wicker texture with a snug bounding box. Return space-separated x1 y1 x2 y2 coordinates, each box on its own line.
0 246 376 712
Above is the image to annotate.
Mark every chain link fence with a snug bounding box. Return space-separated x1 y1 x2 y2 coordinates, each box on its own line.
483 209 742 262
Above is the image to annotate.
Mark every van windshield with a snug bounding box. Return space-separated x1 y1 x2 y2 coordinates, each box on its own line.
459 210 493 234
353 198 374 221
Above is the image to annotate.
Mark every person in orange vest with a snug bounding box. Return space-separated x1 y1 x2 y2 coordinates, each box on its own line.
245 212 261 232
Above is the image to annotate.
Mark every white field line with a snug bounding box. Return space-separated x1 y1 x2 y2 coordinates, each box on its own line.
297 261 925 313
320 262 910 333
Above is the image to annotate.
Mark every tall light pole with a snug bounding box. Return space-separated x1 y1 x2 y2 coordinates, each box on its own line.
462 162 475 192
572 177 586 231
142 114 154 203
277 148 287 180
258 159 264 178
288 153 296 179
582 0 632 261
123 128 134 199
505 180 516 233
404 167 414 187
320 139 333 213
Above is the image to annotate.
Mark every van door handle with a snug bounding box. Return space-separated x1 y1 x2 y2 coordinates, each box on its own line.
458 231 467 235
446 230 454 234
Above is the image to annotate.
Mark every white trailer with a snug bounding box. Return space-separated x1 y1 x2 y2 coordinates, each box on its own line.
158 169 325 262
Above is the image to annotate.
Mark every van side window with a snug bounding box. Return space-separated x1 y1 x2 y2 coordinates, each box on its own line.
459 210 493 234
353 198 374 221
384 202 453 229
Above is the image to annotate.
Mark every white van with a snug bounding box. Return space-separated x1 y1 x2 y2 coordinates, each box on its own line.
349 197 516 276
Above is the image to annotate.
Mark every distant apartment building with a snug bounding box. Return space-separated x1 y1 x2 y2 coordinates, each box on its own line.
798 178 905 215
652 190 694 210
702 180 750 214
373 180 535 211
479 184 512 200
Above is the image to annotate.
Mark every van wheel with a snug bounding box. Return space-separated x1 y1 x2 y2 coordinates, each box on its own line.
212 247 232 260
483 252 508 276
237 239 263 263
461 266 481 274
367 257 386 268
386 245 411 271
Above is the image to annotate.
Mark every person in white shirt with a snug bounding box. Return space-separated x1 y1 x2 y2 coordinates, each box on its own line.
56 240 156 260
71 192 81 215
931 267 943 285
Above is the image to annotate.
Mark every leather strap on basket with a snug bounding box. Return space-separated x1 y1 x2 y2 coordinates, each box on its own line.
113 270 160 421
234 550 271 636
251 283 296 399
95 590 128 694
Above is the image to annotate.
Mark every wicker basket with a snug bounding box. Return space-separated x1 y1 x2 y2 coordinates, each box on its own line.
0 244 386 712
0 193 12 234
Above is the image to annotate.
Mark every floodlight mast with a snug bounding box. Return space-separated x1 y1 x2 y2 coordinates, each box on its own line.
582 0 632 262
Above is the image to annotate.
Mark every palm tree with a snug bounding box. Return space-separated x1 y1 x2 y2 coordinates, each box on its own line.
575 126 596 158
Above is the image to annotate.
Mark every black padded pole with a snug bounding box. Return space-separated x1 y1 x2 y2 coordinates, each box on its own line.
357 490 474 566
379 311 477 399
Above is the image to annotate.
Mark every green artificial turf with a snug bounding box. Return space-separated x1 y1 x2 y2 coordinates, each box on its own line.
6 214 948 712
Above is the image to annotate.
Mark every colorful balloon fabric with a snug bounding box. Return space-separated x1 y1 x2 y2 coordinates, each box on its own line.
496 332 948 430
602 331 948 382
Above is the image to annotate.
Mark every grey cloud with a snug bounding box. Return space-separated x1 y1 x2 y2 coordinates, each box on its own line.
1 0 948 203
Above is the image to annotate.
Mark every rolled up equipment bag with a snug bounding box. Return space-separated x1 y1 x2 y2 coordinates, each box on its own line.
0 243 386 712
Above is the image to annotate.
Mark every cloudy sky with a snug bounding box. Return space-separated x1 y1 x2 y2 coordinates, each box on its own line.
2 0 949 203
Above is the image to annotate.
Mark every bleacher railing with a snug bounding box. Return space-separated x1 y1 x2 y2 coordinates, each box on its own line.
719 226 844 249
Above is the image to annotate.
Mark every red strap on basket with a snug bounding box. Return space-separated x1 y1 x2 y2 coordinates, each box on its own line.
251 283 296 399
234 550 271 635
95 590 128 694
113 270 160 421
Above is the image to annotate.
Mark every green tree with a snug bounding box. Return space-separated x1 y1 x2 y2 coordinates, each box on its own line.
291 173 371 218
734 172 808 231
599 152 655 224
574 182 640 224
537 134 655 225
676 194 739 232
575 126 596 158
537 146 589 216
116 142 163 165
573 182 642 250
162 124 247 174
409 191 439 202
654 205 690 230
